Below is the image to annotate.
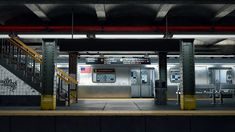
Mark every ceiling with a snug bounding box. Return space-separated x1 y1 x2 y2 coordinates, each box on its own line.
1 1 235 54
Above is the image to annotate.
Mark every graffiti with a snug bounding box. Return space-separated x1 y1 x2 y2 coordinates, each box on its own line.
0 78 17 92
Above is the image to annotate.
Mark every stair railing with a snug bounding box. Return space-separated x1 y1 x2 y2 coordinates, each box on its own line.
3 37 78 105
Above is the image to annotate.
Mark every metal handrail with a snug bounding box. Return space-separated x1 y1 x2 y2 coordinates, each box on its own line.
7 37 78 85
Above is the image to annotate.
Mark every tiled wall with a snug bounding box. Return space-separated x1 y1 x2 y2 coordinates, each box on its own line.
0 65 40 95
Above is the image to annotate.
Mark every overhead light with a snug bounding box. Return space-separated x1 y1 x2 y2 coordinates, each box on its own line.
18 34 87 39
72 34 87 39
172 34 235 39
0 34 10 38
18 34 72 39
95 34 164 39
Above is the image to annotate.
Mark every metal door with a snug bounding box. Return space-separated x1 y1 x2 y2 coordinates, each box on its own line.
140 68 155 97
131 68 155 97
130 68 141 97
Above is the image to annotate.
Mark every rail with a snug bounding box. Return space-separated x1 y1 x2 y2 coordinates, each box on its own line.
8 37 78 85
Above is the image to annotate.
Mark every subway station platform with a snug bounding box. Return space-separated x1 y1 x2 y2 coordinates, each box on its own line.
1 99 235 112
1 99 235 132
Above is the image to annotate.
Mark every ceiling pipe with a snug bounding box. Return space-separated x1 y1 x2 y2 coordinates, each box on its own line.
1 25 235 32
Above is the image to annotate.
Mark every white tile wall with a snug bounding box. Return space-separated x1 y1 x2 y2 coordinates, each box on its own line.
0 65 40 95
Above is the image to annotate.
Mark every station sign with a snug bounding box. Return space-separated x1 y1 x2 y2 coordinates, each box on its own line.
86 58 104 64
86 57 151 64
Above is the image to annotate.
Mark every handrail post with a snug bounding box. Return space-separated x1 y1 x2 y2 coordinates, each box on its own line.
68 84 70 106
75 84 78 103
25 54 28 77
32 60 35 82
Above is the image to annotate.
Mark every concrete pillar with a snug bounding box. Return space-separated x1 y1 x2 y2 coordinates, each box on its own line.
69 52 78 103
41 39 56 110
179 40 196 110
155 52 167 105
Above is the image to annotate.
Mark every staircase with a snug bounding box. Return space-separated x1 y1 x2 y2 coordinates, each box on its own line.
0 37 78 106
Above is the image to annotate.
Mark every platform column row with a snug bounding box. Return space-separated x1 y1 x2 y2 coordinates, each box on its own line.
179 40 196 110
41 39 57 110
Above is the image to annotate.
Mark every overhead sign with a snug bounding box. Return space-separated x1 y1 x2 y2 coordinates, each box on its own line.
86 57 151 64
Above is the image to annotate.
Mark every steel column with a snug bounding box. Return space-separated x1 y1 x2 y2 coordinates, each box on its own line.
68 52 78 103
41 39 56 110
155 52 167 105
179 40 196 110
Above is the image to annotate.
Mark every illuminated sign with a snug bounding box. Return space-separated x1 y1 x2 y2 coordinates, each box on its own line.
86 57 151 64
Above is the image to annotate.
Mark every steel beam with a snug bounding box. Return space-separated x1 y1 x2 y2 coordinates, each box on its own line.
0 0 234 4
155 4 174 20
179 40 196 110
204 39 226 46
25 4 49 21
41 39 56 110
95 4 106 20
214 5 235 20
2 25 235 32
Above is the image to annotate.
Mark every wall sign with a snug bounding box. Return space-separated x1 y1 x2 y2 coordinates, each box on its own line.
92 69 116 83
169 68 181 83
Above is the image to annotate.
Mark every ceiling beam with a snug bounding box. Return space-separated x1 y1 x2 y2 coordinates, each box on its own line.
204 39 226 46
214 5 235 20
155 4 174 20
94 4 106 20
25 4 49 21
0 0 235 4
0 10 23 25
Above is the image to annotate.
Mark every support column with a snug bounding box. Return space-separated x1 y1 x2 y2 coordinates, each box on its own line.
41 39 56 110
180 40 196 110
69 52 78 104
155 52 167 105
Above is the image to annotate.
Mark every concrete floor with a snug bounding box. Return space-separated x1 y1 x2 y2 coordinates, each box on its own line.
64 99 235 110
0 98 235 111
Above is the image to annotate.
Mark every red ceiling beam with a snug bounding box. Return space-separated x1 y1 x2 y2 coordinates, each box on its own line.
0 25 235 32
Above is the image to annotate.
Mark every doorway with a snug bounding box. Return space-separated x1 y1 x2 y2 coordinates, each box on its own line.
130 68 155 97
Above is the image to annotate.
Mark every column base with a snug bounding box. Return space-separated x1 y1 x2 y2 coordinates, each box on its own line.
155 88 167 105
180 94 196 110
70 89 78 104
41 95 56 110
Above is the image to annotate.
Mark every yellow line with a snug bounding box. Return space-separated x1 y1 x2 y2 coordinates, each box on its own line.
78 98 155 101
77 98 215 101
0 110 235 116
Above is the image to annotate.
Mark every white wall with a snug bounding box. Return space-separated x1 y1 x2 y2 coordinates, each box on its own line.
0 65 40 95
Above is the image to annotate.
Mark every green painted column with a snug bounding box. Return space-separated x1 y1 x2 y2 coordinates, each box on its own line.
41 39 56 110
179 40 196 110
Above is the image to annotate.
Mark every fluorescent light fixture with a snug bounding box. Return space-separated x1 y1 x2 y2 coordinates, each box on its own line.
0 34 10 38
95 34 164 39
18 34 72 39
72 34 87 39
172 34 235 39
18 34 87 39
